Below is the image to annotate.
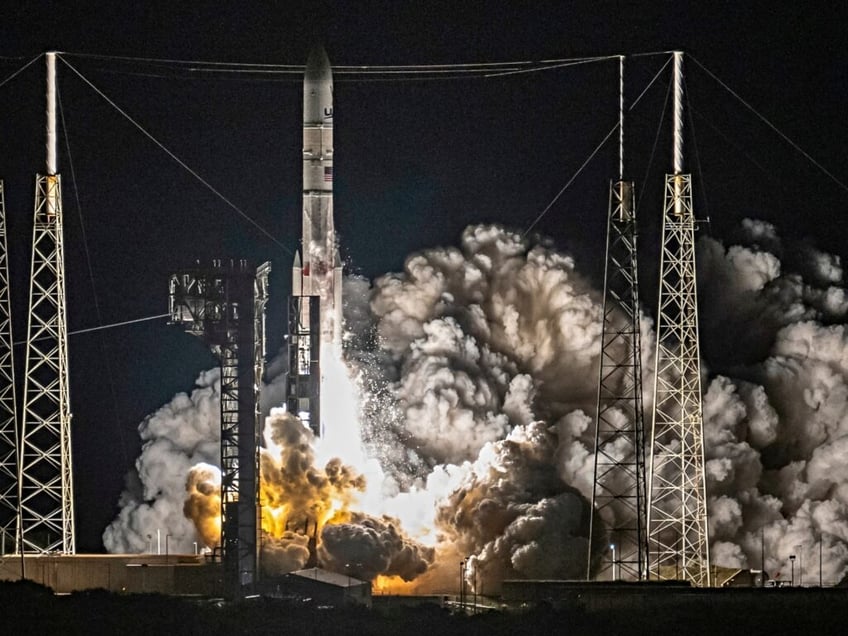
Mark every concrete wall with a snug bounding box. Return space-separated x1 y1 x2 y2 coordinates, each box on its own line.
0 554 222 595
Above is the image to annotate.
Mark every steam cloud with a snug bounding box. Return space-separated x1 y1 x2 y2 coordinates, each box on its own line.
103 369 220 553
105 220 848 589
319 512 435 581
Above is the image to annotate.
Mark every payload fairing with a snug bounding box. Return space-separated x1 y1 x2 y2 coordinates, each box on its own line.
288 47 343 438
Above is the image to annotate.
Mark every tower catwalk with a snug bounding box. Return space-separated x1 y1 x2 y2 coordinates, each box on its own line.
19 52 75 554
289 47 343 438
588 56 648 581
0 181 21 555
646 52 710 586
169 260 271 595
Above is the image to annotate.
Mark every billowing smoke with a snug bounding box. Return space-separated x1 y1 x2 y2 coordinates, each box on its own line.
103 369 220 553
183 462 221 549
319 512 435 581
355 225 606 588
432 421 590 583
105 219 848 589
696 219 848 582
359 225 601 487
260 408 366 530
356 221 848 587
257 408 435 578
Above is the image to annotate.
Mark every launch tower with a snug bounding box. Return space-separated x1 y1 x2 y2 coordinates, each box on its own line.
646 52 711 586
588 56 648 581
169 260 271 595
19 52 75 555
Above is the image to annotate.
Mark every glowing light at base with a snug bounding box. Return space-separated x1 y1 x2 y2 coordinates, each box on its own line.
373 575 416 595
108 223 848 590
316 344 367 468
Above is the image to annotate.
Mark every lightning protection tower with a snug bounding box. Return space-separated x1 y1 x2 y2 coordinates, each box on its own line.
19 52 75 554
588 56 648 581
169 259 271 597
0 181 21 555
646 52 710 587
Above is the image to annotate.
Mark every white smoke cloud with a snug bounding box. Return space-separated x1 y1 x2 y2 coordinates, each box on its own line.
431 421 590 584
105 218 848 589
360 226 601 484
102 369 220 553
355 226 604 588
696 221 848 583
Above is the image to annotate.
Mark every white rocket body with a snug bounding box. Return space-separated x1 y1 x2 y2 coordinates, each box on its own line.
295 47 342 349
292 47 343 437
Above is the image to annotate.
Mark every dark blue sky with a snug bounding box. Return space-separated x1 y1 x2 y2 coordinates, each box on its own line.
1 1 846 551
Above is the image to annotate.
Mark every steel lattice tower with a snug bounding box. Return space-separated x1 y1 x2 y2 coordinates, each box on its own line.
19 53 75 554
169 260 270 596
588 57 648 581
646 52 710 587
0 181 21 555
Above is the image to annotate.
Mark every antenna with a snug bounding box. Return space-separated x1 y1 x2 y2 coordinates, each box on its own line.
46 52 58 175
588 54 648 582
646 51 711 587
672 51 684 175
19 51 75 555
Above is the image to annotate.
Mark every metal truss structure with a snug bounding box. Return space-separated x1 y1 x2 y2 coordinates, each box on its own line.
19 172 75 554
646 172 710 587
588 179 648 581
0 181 21 555
169 260 270 596
646 51 710 588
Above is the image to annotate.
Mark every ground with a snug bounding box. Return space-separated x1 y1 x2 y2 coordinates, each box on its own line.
2 580 848 635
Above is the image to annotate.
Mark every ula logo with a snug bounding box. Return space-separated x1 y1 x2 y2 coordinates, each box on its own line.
324 107 333 118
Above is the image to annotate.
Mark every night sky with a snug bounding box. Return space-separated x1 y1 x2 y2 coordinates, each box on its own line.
1 1 846 552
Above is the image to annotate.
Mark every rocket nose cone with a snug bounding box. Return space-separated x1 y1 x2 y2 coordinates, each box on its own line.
305 46 332 81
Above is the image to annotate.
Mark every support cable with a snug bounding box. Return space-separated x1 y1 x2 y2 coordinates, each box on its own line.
637 79 671 211
524 55 673 236
61 50 618 70
68 313 171 336
58 87 130 470
15 313 171 346
0 54 42 90
57 56 291 253
689 55 848 193
685 81 711 231
57 51 677 83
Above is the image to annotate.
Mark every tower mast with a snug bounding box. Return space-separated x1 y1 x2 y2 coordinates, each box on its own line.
19 52 75 554
646 51 710 586
588 55 648 581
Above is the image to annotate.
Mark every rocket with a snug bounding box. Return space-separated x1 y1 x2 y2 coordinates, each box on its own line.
289 47 343 437
293 46 343 348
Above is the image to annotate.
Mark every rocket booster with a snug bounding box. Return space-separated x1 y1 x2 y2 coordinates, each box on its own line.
294 46 343 350
289 47 342 438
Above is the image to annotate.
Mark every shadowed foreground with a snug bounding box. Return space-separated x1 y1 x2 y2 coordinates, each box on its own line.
2 580 847 635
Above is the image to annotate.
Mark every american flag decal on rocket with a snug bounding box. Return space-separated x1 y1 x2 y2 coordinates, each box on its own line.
324 166 333 182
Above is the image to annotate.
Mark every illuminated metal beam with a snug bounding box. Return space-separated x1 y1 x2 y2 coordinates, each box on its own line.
588 179 648 581
19 52 75 555
646 52 710 587
588 56 649 581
